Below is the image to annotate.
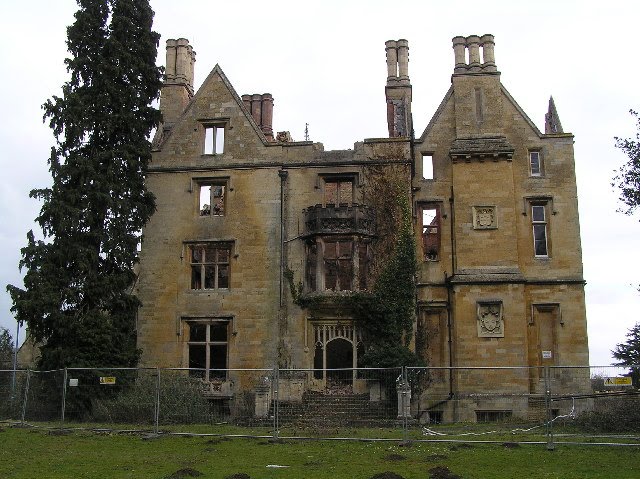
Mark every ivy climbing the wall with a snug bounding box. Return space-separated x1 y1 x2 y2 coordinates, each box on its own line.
358 192 422 368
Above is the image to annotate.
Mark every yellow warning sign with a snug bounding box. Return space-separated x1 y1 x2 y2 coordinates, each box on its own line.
603 377 632 386
99 377 116 385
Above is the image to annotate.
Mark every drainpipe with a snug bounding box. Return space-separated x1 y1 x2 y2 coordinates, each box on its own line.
447 185 456 401
278 170 288 307
445 272 454 399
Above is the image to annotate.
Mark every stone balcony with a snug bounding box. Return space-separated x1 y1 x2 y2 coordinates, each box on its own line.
303 204 375 237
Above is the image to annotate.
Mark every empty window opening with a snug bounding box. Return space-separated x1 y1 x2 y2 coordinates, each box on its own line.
306 241 318 291
476 410 512 422
531 205 548 257
204 126 225 154
529 151 542 176
358 242 371 291
324 240 353 291
190 243 231 289
188 320 229 381
324 178 354 206
422 155 434 180
199 184 226 216
422 205 441 261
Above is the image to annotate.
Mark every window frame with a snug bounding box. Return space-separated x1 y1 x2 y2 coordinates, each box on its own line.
323 238 354 292
305 236 371 293
529 150 543 177
322 176 356 206
188 242 232 290
531 203 549 257
420 203 441 262
186 319 230 381
197 180 228 217
201 120 228 155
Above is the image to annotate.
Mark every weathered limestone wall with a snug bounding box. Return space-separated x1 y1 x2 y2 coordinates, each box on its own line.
412 35 589 404
137 35 588 418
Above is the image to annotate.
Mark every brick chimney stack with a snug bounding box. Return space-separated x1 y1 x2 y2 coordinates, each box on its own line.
242 93 275 141
385 39 412 138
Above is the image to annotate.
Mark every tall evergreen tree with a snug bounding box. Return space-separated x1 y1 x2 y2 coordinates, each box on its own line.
6 0 162 369
612 322 640 386
614 110 640 218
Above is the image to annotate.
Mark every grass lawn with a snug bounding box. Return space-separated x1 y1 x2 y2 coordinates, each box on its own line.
1 424 639 479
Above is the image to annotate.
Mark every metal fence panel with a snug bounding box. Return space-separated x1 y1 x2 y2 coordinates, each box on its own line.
63 368 158 428
2 364 639 445
0 370 29 421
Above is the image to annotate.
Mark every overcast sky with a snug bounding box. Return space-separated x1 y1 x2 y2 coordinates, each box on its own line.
0 0 638 366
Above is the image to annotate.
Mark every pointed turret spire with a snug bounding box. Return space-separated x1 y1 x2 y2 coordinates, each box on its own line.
545 96 563 134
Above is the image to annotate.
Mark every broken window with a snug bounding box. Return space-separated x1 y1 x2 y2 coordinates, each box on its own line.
358 242 370 290
190 243 231 289
188 320 229 381
422 154 434 180
204 125 225 154
306 241 318 291
422 205 441 261
324 178 354 206
199 183 226 216
306 237 370 292
324 239 353 291
531 204 548 257
529 151 542 176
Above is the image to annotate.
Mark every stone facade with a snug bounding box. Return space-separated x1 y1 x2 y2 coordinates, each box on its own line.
136 34 589 420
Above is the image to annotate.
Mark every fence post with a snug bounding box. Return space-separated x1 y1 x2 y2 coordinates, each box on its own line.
154 368 160 435
20 368 31 424
544 366 555 451
61 368 68 425
272 365 279 440
402 366 408 441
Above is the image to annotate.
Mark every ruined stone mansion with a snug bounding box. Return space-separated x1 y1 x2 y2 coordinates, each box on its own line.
136 35 590 421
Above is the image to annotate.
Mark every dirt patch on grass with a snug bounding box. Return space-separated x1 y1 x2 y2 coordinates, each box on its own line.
47 429 71 436
502 442 520 449
384 453 407 461
448 443 473 451
424 454 449 462
205 437 231 445
369 472 406 479
428 466 461 479
165 468 203 478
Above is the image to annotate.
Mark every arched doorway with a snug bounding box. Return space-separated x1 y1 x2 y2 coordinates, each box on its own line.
311 322 362 387
326 338 353 384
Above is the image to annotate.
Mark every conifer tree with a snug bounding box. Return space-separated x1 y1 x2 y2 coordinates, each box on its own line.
614 110 640 217
612 322 640 386
6 0 162 369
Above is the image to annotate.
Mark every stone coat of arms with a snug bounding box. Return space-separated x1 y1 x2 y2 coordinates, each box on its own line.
477 302 504 337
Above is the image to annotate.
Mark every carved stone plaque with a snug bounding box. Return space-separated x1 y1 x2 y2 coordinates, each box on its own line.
477 301 504 337
473 206 497 229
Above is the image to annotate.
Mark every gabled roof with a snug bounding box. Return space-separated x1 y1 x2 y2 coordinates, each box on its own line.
417 81 571 143
156 64 269 150
417 86 453 143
